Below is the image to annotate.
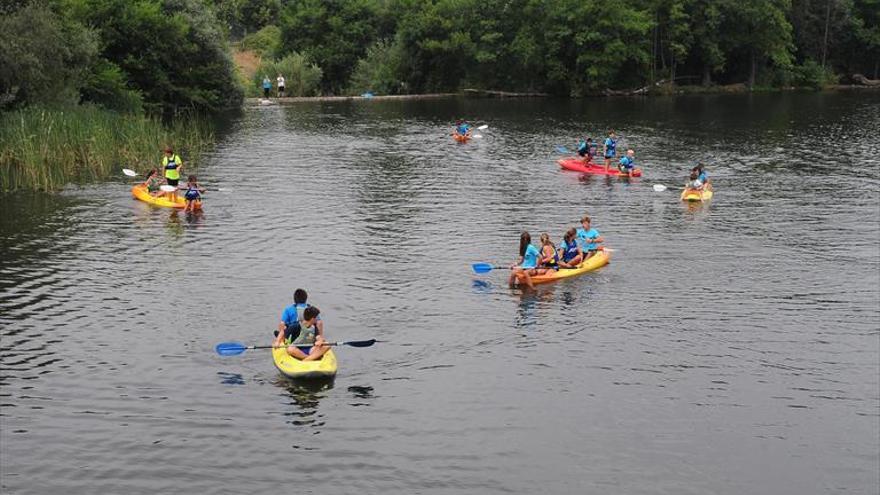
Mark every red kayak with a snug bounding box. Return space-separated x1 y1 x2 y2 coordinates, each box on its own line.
558 158 642 177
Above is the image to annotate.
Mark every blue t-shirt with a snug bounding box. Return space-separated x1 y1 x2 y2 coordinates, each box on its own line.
521 244 540 269
619 156 635 169
457 123 471 134
577 141 588 153
280 303 321 327
262 79 271 89
604 137 617 157
576 227 601 251
698 170 708 182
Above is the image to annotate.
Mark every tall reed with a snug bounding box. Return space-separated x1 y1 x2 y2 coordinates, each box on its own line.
0 105 213 191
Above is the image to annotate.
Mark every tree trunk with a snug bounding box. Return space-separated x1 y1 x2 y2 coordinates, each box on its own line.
821 0 833 68
702 64 712 86
749 52 757 89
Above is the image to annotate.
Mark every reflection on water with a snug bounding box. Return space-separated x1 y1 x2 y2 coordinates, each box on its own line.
276 377 334 433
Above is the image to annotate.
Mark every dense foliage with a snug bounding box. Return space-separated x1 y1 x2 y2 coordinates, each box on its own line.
264 0 879 95
1 0 243 115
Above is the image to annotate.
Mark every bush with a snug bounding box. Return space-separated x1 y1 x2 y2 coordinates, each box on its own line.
240 25 282 58
347 39 406 95
790 60 839 89
252 53 323 97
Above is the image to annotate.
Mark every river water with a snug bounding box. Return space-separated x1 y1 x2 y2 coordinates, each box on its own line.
1 93 879 494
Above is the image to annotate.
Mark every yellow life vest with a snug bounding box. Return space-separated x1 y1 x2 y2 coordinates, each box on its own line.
162 154 182 180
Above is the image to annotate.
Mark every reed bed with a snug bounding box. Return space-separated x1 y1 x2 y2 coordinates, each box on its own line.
0 105 213 191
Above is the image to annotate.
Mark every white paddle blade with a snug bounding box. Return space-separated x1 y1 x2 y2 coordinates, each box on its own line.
473 134 483 139
477 124 489 130
160 185 178 192
652 184 667 192
122 168 138 177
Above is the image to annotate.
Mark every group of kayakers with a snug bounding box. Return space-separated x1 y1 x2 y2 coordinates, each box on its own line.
139 147 205 212
509 215 604 289
573 130 638 177
273 288 330 360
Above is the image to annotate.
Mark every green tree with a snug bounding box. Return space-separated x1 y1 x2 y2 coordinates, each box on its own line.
63 0 243 115
279 0 387 93
0 3 99 108
729 0 795 87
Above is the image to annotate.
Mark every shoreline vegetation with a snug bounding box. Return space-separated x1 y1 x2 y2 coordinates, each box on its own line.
1 0 878 192
243 82 880 105
0 106 212 192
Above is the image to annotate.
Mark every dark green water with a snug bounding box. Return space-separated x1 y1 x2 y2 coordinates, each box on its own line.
1 92 879 494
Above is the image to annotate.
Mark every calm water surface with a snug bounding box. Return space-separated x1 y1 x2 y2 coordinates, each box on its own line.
2 93 879 494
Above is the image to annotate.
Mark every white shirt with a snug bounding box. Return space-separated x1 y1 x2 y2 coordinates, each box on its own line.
277 76 285 87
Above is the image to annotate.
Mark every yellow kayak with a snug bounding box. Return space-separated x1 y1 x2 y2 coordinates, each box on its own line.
131 184 193 209
681 185 714 202
272 346 337 379
518 248 611 285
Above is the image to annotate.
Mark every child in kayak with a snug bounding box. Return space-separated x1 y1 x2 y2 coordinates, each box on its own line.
538 233 559 270
618 149 636 177
695 164 709 185
576 215 604 259
508 231 549 289
685 170 704 191
558 228 584 268
276 288 325 339
576 137 596 163
273 306 329 361
454 120 472 138
603 131 617 172
142 168 164 197
181 175 205 213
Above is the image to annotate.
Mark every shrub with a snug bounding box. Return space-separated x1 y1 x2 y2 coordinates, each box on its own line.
347 39 406 95
252 53 323 97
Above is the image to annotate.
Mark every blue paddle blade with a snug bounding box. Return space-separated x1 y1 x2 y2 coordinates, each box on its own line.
472 263 494 274
555 146 569 154
215 342 247 356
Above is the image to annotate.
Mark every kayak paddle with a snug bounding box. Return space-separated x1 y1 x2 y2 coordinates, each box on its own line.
472 262 508 274
122 168 140 177
215 339 379 356
159 184 231 193
477 124 489 130
555 146 570 154
652 184 667 192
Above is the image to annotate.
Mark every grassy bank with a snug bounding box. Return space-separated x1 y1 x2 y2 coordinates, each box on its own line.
0 106 213 192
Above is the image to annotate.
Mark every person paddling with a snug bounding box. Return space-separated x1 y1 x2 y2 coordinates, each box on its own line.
576 215 604 260
508 231 549 289
276 288 325 340
603 131 618 173
161 147 183 202
273 306 329 361
454 120 472 139
142 168 164 197
695 163 709 185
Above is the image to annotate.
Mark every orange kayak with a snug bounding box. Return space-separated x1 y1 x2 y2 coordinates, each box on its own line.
515 248 610 285
131 185 200 210
453 133 470 143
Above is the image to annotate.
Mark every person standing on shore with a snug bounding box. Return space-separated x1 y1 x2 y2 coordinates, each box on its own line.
161 147 184 203
276 74 285 98
262 76 272 99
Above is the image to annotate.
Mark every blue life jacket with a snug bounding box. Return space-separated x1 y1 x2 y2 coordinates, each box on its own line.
561 240 579 262
577 141 588 153
184 185 200 200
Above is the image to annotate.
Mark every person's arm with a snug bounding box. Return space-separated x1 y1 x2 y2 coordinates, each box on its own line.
274 324 286 347
510 256 524 269
316 320 324 338
592 234 604 244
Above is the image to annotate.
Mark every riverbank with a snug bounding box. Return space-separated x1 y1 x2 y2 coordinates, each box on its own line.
0 105 212 192
246 82 880 106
